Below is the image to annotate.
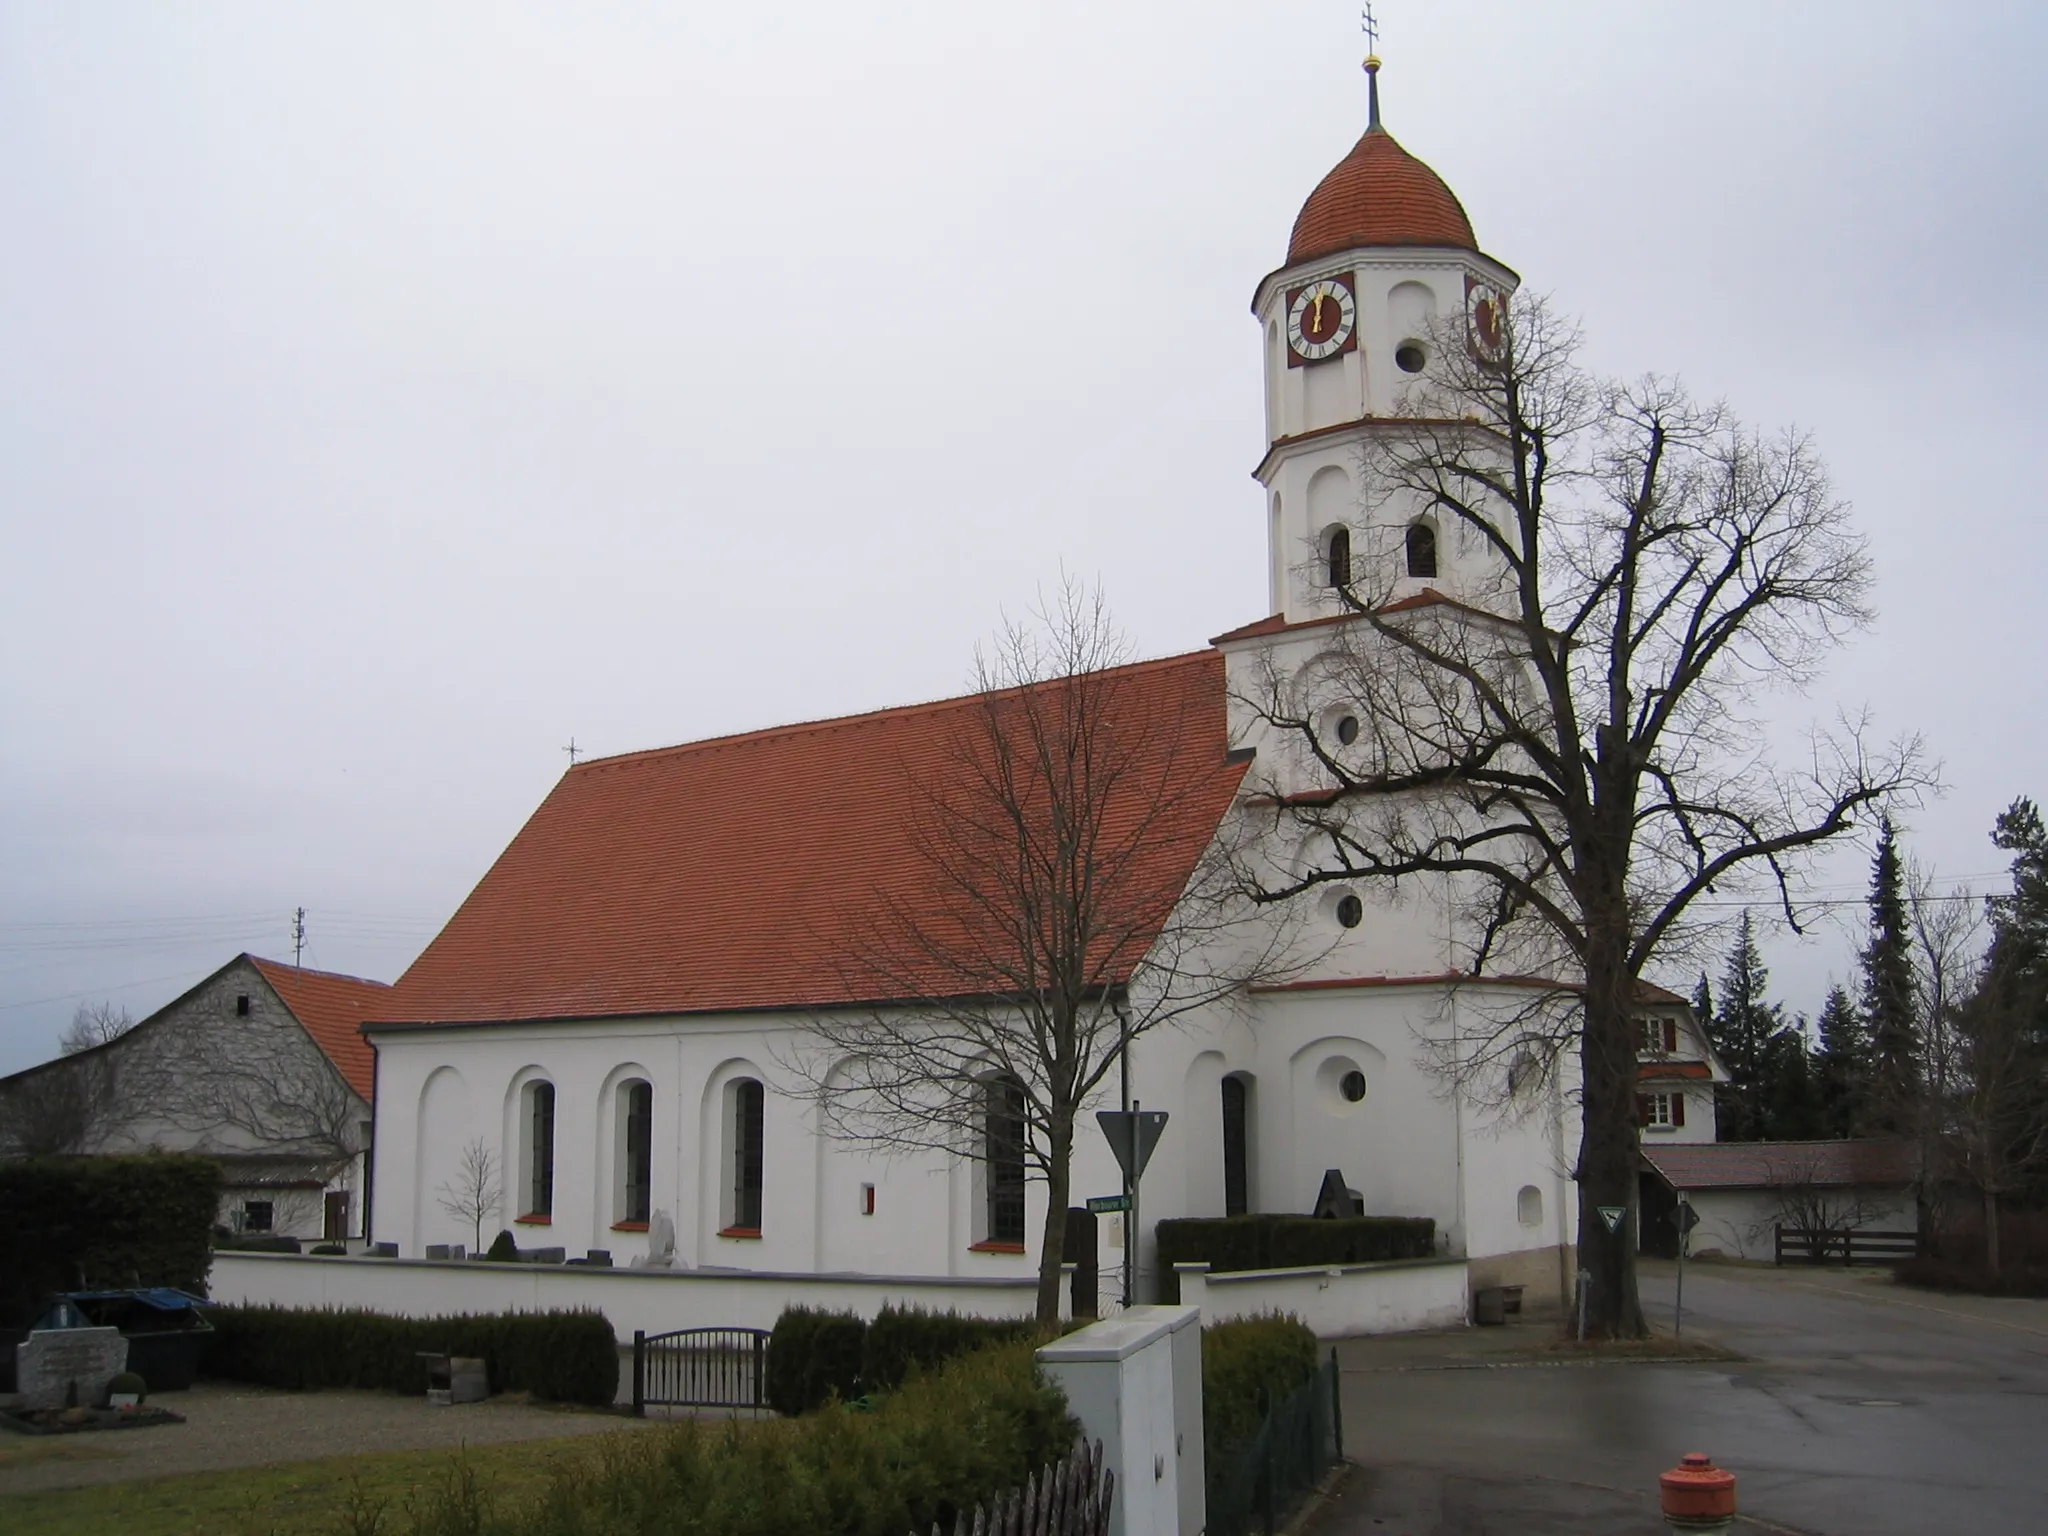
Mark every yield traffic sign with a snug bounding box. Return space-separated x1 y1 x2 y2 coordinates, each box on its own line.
1597 1205 1627 1234
1097 1109 1169 1182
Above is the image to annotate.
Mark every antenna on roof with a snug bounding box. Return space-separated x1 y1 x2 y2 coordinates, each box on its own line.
564 737 582 768
1361 4 1382 129
292 906 307 968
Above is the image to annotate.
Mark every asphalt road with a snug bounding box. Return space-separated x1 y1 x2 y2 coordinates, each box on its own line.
1316 1259 2048 1535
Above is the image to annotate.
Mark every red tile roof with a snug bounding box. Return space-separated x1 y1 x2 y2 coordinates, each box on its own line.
373 652 1248 1029
1289 128 1477 264
249 958 389 1100
1642 1139 1917 1191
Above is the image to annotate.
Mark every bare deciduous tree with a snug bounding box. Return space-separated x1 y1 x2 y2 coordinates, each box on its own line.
1234 295 1926 1335
437 1137 501 1253
794 579 1294 1322
61 1001 135 1055
1756 1147 1896 1263
0 1002 136 1155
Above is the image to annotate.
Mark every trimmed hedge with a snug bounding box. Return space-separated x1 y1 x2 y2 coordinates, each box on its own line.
503 1341 1075 1536
765 1306 868 1415
1201 1313 1321 1469
862 1304 1045 1394
205 1305 617 1405
1155 1214 1437 1299
0 1155 221 1327
764 1304 1045 1415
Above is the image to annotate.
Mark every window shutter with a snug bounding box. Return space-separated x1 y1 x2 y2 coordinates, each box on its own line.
1635 1094 1651 1128
1664 1018 1678 1053
1672 1093 1686 1128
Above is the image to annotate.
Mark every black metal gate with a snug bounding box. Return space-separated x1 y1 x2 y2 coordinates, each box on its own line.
631 1326 770 1415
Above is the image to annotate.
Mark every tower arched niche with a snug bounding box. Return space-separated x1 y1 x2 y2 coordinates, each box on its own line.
1306 465 1354 601
1180 1051 1228 1218
413 1064 470 1254
1387 280 1440 388
1286 1034 1391 1212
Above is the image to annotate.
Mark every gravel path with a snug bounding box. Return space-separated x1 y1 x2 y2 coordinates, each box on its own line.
0 1381 652 1497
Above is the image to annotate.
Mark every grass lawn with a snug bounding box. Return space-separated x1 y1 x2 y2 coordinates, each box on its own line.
0 1431 615 1536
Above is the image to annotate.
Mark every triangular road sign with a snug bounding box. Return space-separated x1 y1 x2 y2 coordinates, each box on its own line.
1098 1110 1169 1182
1598 1205 1627 1234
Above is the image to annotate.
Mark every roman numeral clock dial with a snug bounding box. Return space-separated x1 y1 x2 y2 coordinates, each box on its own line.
1285 276 1357 366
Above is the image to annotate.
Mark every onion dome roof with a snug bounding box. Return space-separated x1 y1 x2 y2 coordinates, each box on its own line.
1287 125 1477 263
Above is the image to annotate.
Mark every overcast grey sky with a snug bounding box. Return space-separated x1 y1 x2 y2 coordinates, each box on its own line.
3 2 2042 1073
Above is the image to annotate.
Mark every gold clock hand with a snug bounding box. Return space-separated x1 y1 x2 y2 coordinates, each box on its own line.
1311 293 1325 332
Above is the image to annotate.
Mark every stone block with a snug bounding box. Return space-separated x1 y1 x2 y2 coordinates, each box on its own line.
16 1327 128 1412
584 1249 612 1267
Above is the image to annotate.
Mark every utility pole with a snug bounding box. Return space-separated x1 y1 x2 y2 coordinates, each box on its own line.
292 907 307 968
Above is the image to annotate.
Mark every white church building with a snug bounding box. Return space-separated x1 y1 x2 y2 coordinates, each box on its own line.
351 67 1675 1318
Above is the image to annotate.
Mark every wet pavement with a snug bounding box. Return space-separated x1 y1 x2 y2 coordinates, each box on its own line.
1313 1259 2048 1535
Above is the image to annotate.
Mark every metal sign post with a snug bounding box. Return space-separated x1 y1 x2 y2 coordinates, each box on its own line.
1098 1104 1168 1306
1674 1200 1700 1337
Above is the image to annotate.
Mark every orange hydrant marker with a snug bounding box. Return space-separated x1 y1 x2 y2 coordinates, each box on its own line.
1660 1452 1737 1533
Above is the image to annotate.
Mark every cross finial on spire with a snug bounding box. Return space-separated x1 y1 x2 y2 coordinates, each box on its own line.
1361 4 1383 129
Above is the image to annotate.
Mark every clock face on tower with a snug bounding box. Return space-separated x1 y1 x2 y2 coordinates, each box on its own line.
1285 275 1357 366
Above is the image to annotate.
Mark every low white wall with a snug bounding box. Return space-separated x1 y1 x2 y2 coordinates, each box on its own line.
1174 1257 1468 1337
1684 1188 1918 1262
209 1252 1050 1339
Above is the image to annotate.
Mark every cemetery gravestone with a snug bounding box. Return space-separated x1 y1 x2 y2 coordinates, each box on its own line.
17 1327 128 1412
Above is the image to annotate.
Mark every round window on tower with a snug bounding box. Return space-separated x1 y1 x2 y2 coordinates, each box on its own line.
1340 1070 1368 1103
1335 714 1360 746
1395 340 1428 374
1335 893 1363 929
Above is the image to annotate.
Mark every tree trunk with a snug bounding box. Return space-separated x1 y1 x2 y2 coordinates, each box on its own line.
1984 1183 2002 1278
1035 1119 1073 1324
1577 937 1649 1338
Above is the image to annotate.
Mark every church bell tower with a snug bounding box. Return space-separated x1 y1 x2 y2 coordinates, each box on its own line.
1248 51 1519 623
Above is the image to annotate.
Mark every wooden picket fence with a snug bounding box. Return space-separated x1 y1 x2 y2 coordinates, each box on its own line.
916 1438 1114 1536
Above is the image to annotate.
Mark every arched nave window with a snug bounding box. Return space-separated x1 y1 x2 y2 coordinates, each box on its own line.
981 1074 1027 1248
723 1078 765 1235
1221 1074 1253 1217
616 1079 653 1227
1405 522 1438 579
521 1080 556 1220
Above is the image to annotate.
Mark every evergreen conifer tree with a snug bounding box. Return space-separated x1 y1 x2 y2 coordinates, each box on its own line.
1704 913 1786 1141
1762 1023 1822 1139
1859 818 1921 1134
1814 984 1865 1138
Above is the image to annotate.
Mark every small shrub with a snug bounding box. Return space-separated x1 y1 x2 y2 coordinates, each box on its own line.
1201 1313 1320 1469
517 1341 1074 1536
484 1229 520 1263
1155 1215 1436 1298
205 1305 617 1405
765 1306 867 1415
